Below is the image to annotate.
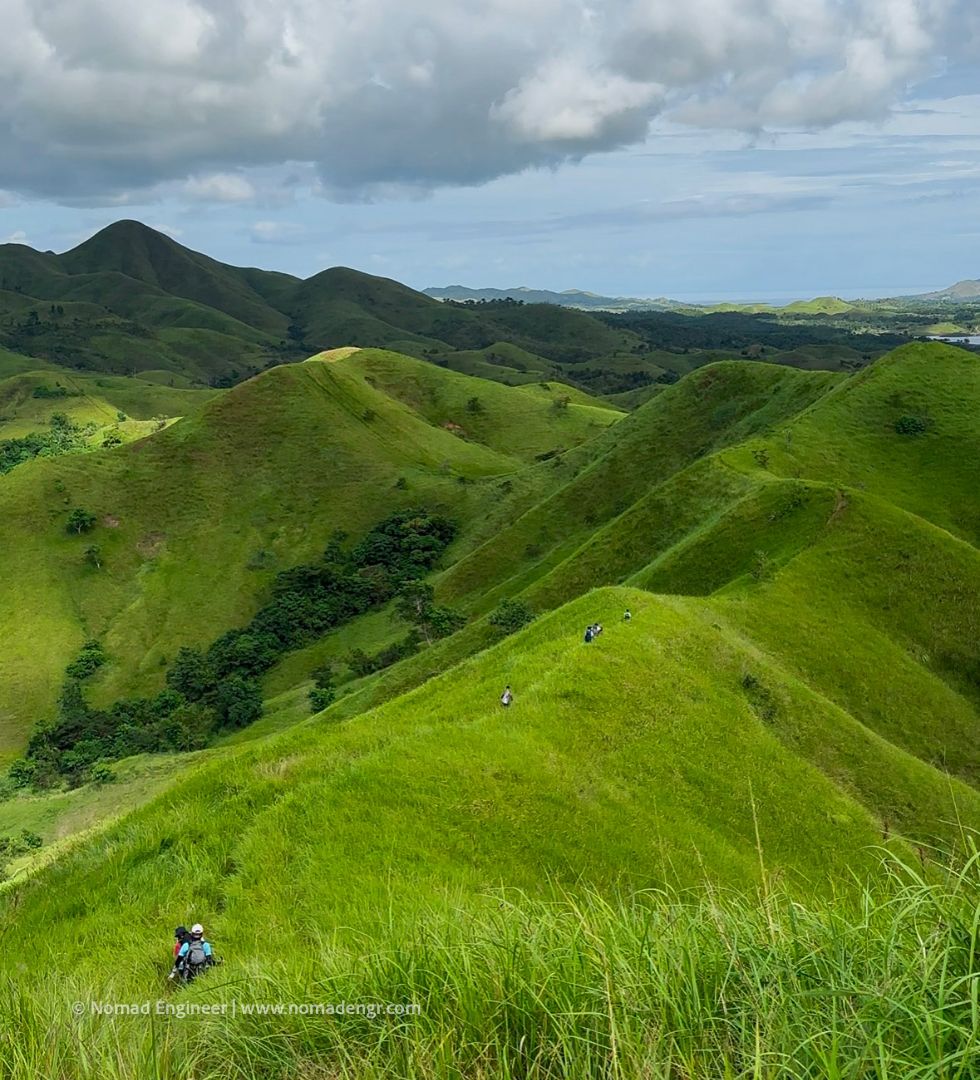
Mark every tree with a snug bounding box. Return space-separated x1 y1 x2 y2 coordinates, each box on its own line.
210 675 263 729
488 598 535 636
395 580 464 645
166 647 215 702
66 508 96 534
309 687 335 712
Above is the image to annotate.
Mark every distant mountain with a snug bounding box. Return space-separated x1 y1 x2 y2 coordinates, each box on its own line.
0 221 641 386
916 279 980 302
424 284 680 311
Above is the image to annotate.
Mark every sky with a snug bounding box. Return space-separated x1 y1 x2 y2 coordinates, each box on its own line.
1 0 980 302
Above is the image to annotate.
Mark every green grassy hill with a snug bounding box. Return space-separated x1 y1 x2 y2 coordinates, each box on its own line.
0 223 652 388
0 340 976 1079
3 222 900 399
0 351 620 751
0 369 218 440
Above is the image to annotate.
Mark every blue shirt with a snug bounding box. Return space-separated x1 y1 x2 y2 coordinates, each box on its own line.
178 939 212 958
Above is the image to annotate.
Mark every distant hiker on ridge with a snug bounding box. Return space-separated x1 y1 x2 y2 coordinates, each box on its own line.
500 685 513 707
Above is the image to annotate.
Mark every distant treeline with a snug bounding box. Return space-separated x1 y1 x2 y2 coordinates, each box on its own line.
599 310 913 354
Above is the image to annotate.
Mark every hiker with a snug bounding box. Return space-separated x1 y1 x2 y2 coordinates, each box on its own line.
584 625 594 643
170 923 214 982
500 685 513 707
172 925 191 960
595 623 603 636
623 609 631 623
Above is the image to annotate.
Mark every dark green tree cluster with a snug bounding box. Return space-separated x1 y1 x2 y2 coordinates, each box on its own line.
488 598 535 636
13 509 458 788
32 384 77 399
65 640 107 679
0 413 90 475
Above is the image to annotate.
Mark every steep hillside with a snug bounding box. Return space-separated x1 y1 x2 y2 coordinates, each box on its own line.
338 348 622 460
0 350 622 752
1 581 977 1077
0 340 977 1078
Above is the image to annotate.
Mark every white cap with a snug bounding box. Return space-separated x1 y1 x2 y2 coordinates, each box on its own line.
191 923 204 935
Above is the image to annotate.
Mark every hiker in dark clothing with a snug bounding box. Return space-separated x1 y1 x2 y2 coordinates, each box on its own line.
623 609 631 623
173 925 191 960
584 626 594 643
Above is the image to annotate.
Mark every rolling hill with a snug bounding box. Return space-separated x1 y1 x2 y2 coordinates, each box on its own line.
0 222 649 390
2 222 916 407
0 349 621 752
0 339 976 1079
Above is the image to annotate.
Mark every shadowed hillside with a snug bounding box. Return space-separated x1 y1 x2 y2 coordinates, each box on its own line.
0 222 908 398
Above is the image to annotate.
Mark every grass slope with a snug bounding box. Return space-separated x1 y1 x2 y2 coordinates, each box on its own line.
0 353 611 752
0 342 978 1078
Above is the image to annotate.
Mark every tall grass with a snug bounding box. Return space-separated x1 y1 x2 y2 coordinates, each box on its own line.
3 847 977 1079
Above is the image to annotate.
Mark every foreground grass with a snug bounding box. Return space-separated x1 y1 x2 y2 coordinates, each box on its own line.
2 850 977 1079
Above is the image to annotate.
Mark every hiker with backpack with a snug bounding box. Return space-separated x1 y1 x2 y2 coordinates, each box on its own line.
170 923 215 982
500 685 513 707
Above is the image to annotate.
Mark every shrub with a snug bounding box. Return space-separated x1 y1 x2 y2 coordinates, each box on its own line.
488 598 535 636
65 640 107 680
89 763 115 785
309 687 335 713
894 414 928 436
750 550 774 582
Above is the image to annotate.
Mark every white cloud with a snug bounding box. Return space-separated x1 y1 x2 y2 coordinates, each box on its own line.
3 229 27 244
183 172 256 203
249 220 304 244
0 0 972 200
